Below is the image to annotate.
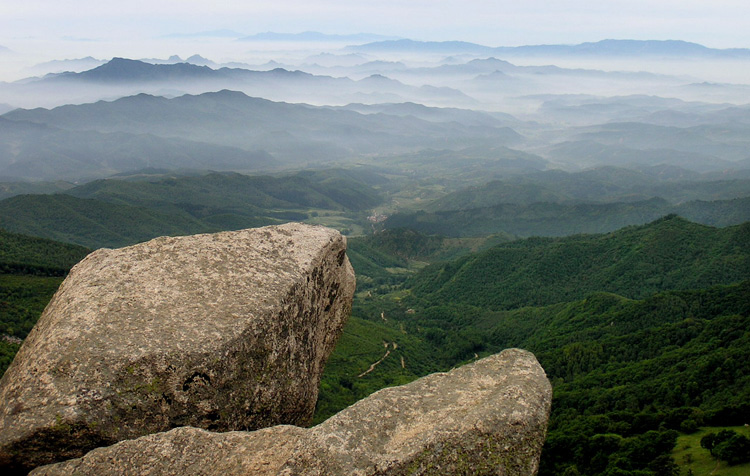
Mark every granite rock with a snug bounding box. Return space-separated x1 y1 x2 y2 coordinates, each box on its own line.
33 349 551 476
0 223 355 474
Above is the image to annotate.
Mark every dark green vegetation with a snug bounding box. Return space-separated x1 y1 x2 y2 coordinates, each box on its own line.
0 194 208 249
0 228 90 276
375 166 750 238
0 340 20 382
2 164 749 249
346 228 512 291
0 230 90 375
700 429 750 466
315 217 750 476
0 181 74 201
0 170 381 248
407 216 749 309
384 196 750 237
423 170 750 211
313 316 437 424
0 275 64 340
0 167 748 476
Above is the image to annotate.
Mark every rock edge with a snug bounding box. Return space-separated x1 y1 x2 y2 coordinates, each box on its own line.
0 223 355 474
33 348 552 476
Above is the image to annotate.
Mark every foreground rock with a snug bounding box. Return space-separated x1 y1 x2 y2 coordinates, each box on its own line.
0 223 355 474
33 349 551 476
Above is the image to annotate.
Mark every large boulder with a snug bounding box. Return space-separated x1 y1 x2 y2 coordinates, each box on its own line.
32 348 552 476
0 223 355 474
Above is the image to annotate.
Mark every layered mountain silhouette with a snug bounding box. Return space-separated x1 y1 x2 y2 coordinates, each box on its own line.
351 39 750 58
1 90 522 180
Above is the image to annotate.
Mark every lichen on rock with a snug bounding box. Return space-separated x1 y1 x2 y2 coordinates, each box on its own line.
31 348 552 476
0 223 355 474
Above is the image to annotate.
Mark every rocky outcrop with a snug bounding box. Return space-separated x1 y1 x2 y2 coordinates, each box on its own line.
0 223 355 474
32 348 552 476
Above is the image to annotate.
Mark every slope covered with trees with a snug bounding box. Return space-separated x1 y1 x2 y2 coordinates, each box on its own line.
1 216 747 476
383 196 750 237
317 216 750 476
0 230 90 374
0 170 383 248
332 281 749 475
407 215 749 309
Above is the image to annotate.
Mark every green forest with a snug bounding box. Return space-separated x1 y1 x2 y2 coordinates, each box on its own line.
1 212 748 475
3 33 750 476
316 217 750 476
0 230 90 374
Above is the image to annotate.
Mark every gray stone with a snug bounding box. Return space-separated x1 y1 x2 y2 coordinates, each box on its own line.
0 223 355 474
32 348 552 476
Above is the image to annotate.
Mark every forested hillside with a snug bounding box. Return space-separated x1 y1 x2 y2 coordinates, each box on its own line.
346 228 513 291
4 19 750 475
423 171 750 211
0 170 382 248
0 193 209 248
0 229 90 275
318 281 750 475
407 215 749 309
1 216 747 476
383 196 750 237
317 216 750 476
0 230 90 374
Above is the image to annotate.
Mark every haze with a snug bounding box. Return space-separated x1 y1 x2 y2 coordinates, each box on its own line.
1 3 750 476
0 0 749 186
2 0 750 80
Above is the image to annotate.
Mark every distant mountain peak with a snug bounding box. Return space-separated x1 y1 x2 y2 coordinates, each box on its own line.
186 54 212 63
349 38 750 58
358 74 403 86
576 39 710 54
53 58 220 83
200 89 252 100
467 57 514 67
495 39 750 58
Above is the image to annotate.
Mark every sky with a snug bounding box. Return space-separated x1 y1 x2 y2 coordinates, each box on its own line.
1 0 749 79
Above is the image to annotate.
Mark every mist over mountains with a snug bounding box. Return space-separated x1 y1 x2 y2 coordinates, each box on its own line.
0 33 750 181
1 31 750 476
350 39 750 59
4 37 750 110
0 89 524 180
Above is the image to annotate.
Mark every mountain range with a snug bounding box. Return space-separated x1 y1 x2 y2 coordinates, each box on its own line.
0 114 273 181
7 38 748 113
0 89 521 180
406 215 750 309
0 170 383 248
0 35 748 476
350 39 750 59
2 57 484 109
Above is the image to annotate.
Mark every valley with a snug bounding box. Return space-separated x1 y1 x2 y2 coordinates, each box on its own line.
0 33 749 476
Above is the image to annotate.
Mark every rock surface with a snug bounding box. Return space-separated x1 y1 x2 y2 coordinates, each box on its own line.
0 223 355 474
32 348 552 476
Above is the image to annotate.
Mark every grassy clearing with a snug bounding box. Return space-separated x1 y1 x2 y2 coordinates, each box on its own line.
673 426 750 476
313 316 435 424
